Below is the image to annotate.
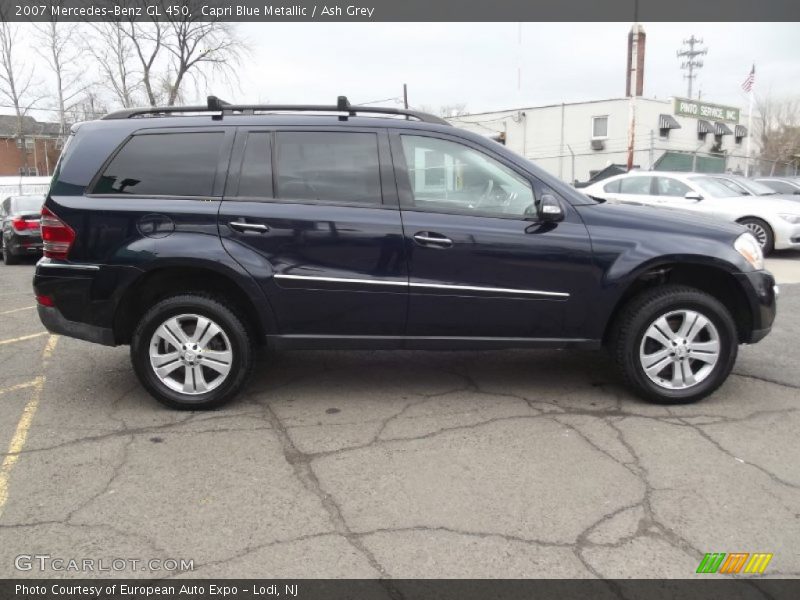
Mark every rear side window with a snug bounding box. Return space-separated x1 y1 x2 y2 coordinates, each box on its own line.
274 132 381 204
619 176 653 195
603 179 621 193
93 132 223 197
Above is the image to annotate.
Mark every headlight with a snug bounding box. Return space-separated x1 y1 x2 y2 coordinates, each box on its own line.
734 232 764 270
779 213 800 224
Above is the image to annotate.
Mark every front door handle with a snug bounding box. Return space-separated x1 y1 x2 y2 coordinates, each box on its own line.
413 232 453 248
229 221 270 233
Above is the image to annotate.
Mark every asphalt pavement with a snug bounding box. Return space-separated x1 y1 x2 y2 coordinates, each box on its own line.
0 253 798 580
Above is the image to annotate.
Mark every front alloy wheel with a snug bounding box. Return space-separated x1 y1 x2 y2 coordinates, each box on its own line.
639 309 720 390
131 295 253 409
611 285 737 404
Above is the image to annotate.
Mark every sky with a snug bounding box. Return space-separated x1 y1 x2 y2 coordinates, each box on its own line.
226 22 800 113
9 21 800 122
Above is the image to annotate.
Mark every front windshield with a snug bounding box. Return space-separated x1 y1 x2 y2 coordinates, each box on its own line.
690 176 743 198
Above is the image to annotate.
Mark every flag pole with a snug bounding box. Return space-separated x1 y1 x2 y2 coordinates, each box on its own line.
745 66 754 177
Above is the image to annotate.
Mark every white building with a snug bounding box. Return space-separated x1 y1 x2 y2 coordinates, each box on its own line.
449 96 755 185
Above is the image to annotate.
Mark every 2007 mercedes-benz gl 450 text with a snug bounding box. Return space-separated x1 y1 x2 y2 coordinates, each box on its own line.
33 97 777 409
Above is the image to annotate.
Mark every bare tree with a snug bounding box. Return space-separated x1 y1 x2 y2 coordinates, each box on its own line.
754 93 800 174
161 18 244 106
418 103 469 118
35 20 88 136
0 18 42 172
121 18 167 106
87 22 140 109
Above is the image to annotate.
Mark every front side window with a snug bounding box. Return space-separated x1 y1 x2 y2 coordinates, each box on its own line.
619 176 653 195
274 131 381 205
655 177 691 197
399 135 535 218
94 132 224 196
592 116 609 138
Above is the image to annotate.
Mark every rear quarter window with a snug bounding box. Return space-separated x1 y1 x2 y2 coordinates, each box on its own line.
92 132 224 197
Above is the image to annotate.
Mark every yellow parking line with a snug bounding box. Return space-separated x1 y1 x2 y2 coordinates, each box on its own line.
0 335 58 520
0 380 39 397
0 332 47 346
0 306 35 315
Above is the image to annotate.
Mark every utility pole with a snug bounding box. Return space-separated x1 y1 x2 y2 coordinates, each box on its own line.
677 35 708 99
403 84 408 109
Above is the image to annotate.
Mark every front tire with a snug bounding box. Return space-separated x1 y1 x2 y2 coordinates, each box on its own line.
131 294 254 410
610 285 738 404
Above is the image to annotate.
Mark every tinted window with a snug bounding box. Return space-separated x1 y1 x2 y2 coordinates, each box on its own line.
400 135 535 218
603 179 621 193
274 132 381 204
655 177 691 197
94 132 223 196
619 176 653 195
237 132 272 197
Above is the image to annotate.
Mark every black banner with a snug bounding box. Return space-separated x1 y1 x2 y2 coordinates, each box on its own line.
4 579 800 600
1 0 799 22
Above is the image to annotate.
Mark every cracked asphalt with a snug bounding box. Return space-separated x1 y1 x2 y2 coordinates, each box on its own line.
0 254 799 580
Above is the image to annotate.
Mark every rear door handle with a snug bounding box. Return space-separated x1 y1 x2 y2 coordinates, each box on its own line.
413 232 453 248
229 221 270 233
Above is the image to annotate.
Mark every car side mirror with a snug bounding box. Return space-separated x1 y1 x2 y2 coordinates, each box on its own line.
537 194 565 222
684 191 703 201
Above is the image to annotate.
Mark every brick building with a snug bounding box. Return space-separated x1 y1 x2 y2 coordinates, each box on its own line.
0 115 63 177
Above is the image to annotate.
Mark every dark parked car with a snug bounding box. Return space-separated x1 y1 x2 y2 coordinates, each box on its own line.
33 97 777 409
1 194 45 265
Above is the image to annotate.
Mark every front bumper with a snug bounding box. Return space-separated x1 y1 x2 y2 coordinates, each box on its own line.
773 220 800 250
733 269 777 344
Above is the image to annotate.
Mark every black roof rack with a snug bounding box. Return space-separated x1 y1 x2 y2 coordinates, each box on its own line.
101 95 451 126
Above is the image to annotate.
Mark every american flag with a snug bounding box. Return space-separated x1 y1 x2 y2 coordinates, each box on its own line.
741 65 755 92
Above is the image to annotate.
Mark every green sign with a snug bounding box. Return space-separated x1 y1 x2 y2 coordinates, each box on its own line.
673 98 740 124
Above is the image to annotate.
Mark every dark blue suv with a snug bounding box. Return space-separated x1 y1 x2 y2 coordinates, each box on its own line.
34 97 777 409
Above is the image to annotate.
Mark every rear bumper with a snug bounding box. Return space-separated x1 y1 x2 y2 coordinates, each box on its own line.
33 258 123 347
5 233 42 255
734 269 777 344
37 304 115 346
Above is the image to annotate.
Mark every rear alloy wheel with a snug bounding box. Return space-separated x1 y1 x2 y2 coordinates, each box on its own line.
611 285 737 404
131 295 253 409
738 217 774 255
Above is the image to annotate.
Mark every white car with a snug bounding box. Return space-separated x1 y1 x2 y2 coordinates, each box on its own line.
583 171 800 254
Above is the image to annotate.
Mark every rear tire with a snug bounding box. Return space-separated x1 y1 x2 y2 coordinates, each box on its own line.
130 294 254 410
609 285 738 404
737 217 774 256
2 242 19 265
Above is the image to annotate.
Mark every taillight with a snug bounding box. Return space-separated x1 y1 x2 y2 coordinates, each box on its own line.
36 294 54 307
40 206 75 260
11 217 39 232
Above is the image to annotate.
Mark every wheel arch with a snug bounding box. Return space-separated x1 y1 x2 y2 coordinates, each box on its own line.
602 259 754 345
113 261 277 346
